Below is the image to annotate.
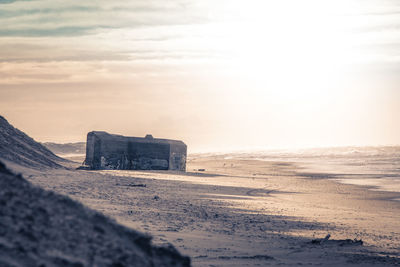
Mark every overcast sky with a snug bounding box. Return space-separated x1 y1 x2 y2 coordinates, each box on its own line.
1 0 399 152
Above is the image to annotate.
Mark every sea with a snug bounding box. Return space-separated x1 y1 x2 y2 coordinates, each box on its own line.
220 146 400 194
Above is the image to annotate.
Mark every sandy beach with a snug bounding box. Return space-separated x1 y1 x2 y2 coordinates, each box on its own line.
8 152 399 266
2 0 400 265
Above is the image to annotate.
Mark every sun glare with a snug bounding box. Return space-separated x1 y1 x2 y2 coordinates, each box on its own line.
207 0 366 100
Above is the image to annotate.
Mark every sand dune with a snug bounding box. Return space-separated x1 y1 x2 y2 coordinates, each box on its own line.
0 116 66 169
0 160 190 267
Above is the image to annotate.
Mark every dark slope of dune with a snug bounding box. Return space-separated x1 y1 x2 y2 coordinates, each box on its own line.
0 160 190 267
0 116 66 169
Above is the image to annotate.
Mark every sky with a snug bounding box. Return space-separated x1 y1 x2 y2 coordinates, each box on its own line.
0 0 399 152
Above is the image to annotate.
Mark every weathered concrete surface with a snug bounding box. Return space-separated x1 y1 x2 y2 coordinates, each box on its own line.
84 131 187 171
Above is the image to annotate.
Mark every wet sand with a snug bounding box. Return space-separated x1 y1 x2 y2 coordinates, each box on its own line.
13 154 400 266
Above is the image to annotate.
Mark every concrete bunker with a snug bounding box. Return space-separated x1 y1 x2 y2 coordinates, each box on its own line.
84 131 187 171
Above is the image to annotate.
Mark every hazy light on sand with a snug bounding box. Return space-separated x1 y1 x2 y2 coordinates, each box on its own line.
0 0 399 151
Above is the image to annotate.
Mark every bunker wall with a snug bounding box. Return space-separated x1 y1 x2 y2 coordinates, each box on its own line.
169 143 187 171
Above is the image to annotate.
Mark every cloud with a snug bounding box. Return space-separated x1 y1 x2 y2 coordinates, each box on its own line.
0 26 93 37
0 0 400 83
0 42 129 62
0 0 210 37
0 0 33 4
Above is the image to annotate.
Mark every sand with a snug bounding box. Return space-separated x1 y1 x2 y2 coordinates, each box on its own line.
0 160 190 267
9 154 400 266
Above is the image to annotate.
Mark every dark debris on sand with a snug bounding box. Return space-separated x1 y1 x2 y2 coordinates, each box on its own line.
311 234 363 246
